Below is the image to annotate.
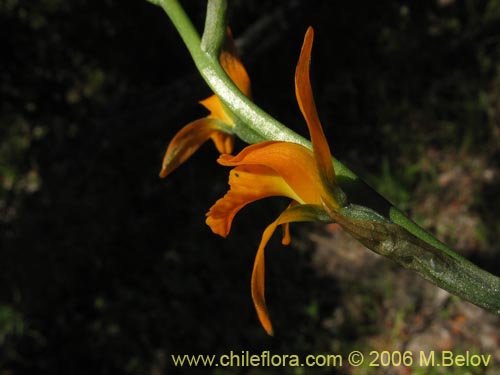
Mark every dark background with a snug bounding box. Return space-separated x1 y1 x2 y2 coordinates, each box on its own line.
1 0 500 374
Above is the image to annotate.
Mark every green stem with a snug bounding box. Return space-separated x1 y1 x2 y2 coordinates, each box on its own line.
201 0 227 57
146 0 500 314
148 0 308 146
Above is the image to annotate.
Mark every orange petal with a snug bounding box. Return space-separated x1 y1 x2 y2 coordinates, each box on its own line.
217 141 324 205
221 28 251 98
205 164 299 237
295 27 336 191
251 204 331 335
252 222 275 336
199 95 233 124
159 118 232 178
211 131 234 154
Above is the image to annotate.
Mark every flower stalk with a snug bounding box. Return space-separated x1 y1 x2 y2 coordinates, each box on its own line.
146 0 500 329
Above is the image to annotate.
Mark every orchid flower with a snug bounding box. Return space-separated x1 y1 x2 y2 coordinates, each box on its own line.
159 29 251 178
206 27 349 335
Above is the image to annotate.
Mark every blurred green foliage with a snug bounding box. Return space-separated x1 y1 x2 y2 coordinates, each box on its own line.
1 0 499 374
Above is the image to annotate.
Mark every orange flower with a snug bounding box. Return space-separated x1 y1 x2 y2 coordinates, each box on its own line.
159 29 251 178
206 27 345 335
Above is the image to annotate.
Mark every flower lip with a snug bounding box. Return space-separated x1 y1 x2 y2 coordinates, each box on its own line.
205 163 299 237
216 141 325 205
